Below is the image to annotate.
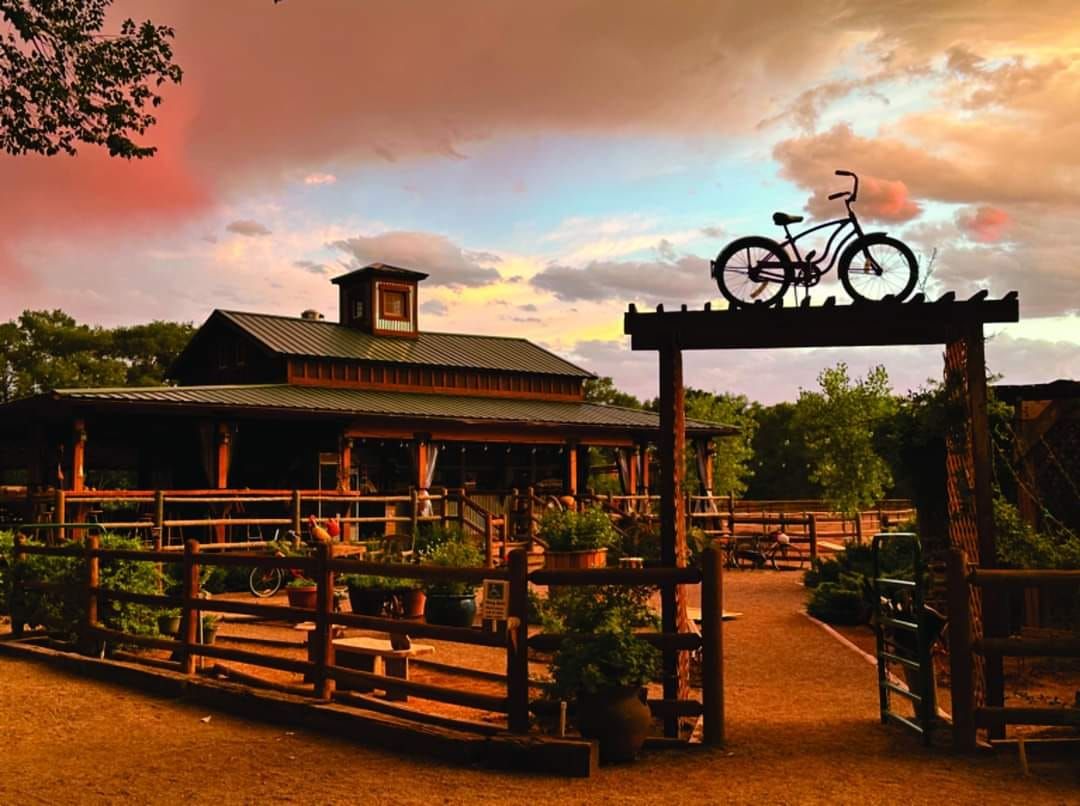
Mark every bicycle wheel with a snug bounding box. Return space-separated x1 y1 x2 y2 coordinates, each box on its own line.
769 543 806 571
838 233 918 303
735 538 762 570
714 236 792 308
249 567 284 598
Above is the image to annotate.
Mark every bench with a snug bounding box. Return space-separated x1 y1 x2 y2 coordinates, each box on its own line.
332 636 435 701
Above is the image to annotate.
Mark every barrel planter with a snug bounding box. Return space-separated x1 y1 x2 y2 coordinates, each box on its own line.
543 548 608 571
423 593 477 627
286 585 318 610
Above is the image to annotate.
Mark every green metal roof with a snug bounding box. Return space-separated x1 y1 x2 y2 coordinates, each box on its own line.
52 384 734 434
218 310 594 378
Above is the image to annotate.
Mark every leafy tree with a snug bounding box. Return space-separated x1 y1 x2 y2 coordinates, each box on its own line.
794 363 896 515
0 309 194 400
684 389 756 496
583 375 642 409
1 0 182 158
744 401 821 500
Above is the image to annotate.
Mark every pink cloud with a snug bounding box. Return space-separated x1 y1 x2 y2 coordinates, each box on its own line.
956 205 1010 243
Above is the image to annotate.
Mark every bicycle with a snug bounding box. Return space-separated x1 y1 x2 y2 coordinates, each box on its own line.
724 531 806 571
248 528 305 597
711 170 919 308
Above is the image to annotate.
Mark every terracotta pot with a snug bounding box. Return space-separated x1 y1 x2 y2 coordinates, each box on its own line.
286 585 318 610
396 588 426 619
157 615 181 636
199 626 218 645
348 586 389 616
423 594 476 627
576 685 652 763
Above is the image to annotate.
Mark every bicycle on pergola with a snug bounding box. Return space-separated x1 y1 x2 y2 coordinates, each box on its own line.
711 170 919 308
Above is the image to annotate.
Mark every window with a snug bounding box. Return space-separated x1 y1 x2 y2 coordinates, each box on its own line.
380 288 408 320
353 298 365 321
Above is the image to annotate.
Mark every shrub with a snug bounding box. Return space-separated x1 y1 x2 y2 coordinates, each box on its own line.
542 586 660 699
802 536 915 626
413 522 469 556
540 508 618 552
422 537 484 596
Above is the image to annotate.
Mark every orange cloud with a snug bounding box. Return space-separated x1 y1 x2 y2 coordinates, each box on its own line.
956 206 1011 243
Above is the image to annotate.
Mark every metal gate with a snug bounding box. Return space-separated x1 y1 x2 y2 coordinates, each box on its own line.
872 532 942 745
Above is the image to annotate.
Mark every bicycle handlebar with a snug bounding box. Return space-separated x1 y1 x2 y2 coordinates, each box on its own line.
833 169 859 203
827 191 849 201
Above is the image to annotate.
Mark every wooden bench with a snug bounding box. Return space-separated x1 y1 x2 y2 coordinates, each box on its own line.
332 636 435 701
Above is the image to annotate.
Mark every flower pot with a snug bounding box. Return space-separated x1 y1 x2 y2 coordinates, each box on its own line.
576 685 652 763
157 615 181 636
348 586 389 616
423 593 477 627
286 586 318 610
544 548 608 570
395 588 426 619
199 627 218 645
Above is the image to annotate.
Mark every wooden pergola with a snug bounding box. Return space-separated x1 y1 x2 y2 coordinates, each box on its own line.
624 290 1020 738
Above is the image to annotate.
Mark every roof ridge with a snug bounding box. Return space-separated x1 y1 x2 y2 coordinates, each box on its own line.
57 383 286 394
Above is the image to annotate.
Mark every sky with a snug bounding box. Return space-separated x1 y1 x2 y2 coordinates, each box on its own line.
1 1 1078 403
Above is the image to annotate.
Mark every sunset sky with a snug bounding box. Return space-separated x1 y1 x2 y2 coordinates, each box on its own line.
2 1 1077 402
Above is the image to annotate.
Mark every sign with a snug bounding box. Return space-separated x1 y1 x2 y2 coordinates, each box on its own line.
480 579 509 621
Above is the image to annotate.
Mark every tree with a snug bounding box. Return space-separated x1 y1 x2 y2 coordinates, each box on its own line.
744 401 821 500
794 363 896 515
1 0 182 158
0 309 194 401
684 389 756 497
583 376 642 409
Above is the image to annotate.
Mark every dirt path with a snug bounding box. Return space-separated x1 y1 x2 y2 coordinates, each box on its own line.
2 572 1075 805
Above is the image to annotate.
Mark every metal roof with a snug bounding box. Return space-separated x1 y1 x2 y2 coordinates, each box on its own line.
51 384 734 434
218 310 594 378
331 263 429 285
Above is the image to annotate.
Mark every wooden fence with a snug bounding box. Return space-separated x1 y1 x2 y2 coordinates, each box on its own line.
8 533 723 745
946 548 1080 751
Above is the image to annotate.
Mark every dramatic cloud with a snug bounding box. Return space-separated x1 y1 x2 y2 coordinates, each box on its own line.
531 256 711 305
956 206 1011 243
420 299 448 316
227 220 272 237
329 232 501 288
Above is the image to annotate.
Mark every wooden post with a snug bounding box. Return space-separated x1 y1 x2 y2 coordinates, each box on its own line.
72 419 87 493
807 513 818 562
11 533 25 637
947 548 976 752
153 490 165 549
314 541 336 700
965 326 1004 737
854 511 864 545
484 514 496 569
727 492 735 537
54 488 65 543
564 442 578 497
627 448 639 505
658 341 687 738
181 540 200 676
639 444 651 496
457 488 466 533
526 486 537 542
410 487 419 540
338 435 353 493
291 490 302 536
83 534 100 654
507 548 530 733
701 545 724 745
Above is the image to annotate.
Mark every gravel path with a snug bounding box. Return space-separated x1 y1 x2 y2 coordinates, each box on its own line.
1 572 1075 805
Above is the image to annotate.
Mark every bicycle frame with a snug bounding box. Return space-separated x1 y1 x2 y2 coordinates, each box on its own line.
746 200 866 284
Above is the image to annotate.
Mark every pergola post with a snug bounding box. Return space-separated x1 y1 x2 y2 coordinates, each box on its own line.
658 340 690 737
71 419 87 493
638 442 651 496
338 435 353 492
564 441 578 497
214 423 231 542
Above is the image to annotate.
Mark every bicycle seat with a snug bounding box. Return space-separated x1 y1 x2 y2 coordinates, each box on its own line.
772 212 804 226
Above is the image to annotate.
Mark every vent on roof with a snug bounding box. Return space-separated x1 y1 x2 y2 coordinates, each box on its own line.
300 309 325 321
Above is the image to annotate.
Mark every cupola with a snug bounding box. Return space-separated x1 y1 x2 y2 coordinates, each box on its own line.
331 263 428 338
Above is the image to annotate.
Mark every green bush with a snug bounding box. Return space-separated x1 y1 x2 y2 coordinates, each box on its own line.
540 507 618 552
807 582 867 625
802 536 916 626
413 522 469 556
421 536 484 596
542 586 659 699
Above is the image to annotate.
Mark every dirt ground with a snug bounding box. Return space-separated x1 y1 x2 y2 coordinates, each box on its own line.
2 572 1077 805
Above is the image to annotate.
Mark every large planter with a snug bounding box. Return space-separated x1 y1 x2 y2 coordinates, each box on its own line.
286 585 318 610
576 685 652 763
423 593 477 628
348 586 390 616
544 547 608 570
395 588 426 619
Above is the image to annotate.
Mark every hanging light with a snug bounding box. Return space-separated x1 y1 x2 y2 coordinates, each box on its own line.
506 446 512 454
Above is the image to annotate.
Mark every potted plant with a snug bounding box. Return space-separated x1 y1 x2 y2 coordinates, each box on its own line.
391 578 426 619
286 576 318 609
200 614 220 645
421 538 484 628
342 574 394 616
544 586 660 762
540 508 616 571
157 609 181 637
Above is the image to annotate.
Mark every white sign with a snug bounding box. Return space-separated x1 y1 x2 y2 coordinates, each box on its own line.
480 579 509 621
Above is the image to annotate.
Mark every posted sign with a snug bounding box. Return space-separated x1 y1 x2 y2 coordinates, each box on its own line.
480 579 509 621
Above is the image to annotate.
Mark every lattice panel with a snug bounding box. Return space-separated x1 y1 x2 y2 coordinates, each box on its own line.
944 338 986 705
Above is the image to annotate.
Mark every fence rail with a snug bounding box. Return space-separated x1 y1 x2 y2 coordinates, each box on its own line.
7 534 724 745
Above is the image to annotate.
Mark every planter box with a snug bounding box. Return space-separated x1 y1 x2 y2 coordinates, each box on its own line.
287 586 318 610
544 548 608 570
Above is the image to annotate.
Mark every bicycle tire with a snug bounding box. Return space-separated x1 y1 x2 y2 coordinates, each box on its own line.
714 236 792 308
838 233 918 303
249 567 283 598
736 538 762 570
